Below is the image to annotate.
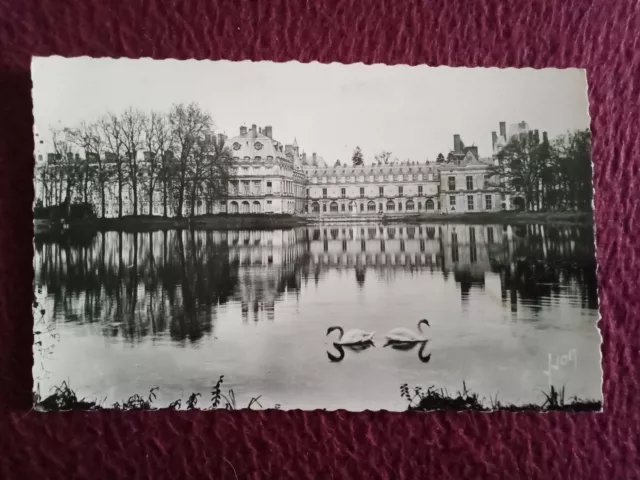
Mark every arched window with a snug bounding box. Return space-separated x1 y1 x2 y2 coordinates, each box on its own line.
252 201 261 213
386 200 395 211
241 201 250 214
406 200 415 211
426 199 435 210
312 202 320 212
330 202 339 212
367 201 376 211
229 201 239 214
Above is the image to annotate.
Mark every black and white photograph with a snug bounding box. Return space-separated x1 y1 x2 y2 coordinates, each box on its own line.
31 58 601 412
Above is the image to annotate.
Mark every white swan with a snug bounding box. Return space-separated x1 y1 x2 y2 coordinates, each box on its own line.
326 326 375 345
385 319 430 344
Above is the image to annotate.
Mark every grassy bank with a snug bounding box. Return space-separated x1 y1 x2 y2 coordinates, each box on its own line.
401 383 601 413
36 210 594 233
407 211 594 226
64 213 307 232
33 379 601 413
34 376 270 412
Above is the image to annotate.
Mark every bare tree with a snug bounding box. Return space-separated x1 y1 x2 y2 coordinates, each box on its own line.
121 108 146 216
202 135 233 213
50 128 81 208
66 121 112 218
186 136 210 217
142 111 172 216
168 103 213 218
374 150 393 165
99 113 127 218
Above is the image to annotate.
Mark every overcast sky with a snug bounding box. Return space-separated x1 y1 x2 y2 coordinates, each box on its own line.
32 57 590 163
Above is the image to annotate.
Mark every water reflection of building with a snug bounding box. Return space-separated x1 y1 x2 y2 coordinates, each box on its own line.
34 223 598 343
306 224 445 270
226 229 308 322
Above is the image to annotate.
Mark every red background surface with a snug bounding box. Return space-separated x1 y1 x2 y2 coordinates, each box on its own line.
0 0 638 478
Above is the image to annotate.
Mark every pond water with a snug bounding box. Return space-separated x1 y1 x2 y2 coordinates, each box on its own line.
33 222 601 411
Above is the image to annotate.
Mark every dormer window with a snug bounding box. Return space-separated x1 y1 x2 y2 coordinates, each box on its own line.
233 142 241 150
254 142 263 150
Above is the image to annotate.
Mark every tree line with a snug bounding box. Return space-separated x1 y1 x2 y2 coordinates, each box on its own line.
489 129 593 212
36 102 233 218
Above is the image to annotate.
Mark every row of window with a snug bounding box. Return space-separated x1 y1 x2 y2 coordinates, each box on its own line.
317 186 429 199
310 199 438 213
447 175 491 191
448 195 493 210
311 173 435 184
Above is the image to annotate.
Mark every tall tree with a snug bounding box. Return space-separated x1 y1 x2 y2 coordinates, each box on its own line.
489 134 542 211
351 146 364 166
202 135 233 214
168 103 213 218
436 153 445 163
334 159 341 167
490 129 592 212
142 111 172 215
66 121 112 218
119 108 146 216
99 113 127 218
550 130 592 212
50 128 81 208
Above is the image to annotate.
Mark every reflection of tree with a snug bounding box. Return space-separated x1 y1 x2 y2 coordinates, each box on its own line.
35 223 599 344
35 229 240 344
304 223 598 311
490 225 598 312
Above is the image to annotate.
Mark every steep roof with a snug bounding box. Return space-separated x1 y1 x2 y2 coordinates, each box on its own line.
225 132 288 161
302 162 441 177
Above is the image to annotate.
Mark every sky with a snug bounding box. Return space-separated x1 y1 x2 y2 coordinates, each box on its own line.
32 57 591 164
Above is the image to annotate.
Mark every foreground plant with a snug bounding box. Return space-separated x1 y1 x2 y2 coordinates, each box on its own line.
34 375 266 412
401 382 601 412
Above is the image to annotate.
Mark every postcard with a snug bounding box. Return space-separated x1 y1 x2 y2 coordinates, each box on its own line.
31 57 601 412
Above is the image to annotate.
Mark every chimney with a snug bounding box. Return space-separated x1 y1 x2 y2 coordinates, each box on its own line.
251 124 257 138
302 152 307 164
217 133 227 145
542 131 548 144
499 121 506 138
240 126 247 136
453 134 462 152
492 131 498 150
312 152 317 165
265 125 272 138
534 129 540 144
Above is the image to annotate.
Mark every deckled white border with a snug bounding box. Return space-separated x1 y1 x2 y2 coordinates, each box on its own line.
30 56 601 413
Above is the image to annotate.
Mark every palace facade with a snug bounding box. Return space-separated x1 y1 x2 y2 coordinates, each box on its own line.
35 121 540 218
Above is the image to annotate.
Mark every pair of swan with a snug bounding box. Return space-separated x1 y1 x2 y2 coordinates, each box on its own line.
326 319 431 363
326 319 430 345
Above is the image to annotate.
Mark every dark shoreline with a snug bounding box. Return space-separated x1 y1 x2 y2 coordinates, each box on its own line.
35 213 307 233
34 210 594 233
405 211 594 226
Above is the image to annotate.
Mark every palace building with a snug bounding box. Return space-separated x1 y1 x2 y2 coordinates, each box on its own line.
35 121 539 218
